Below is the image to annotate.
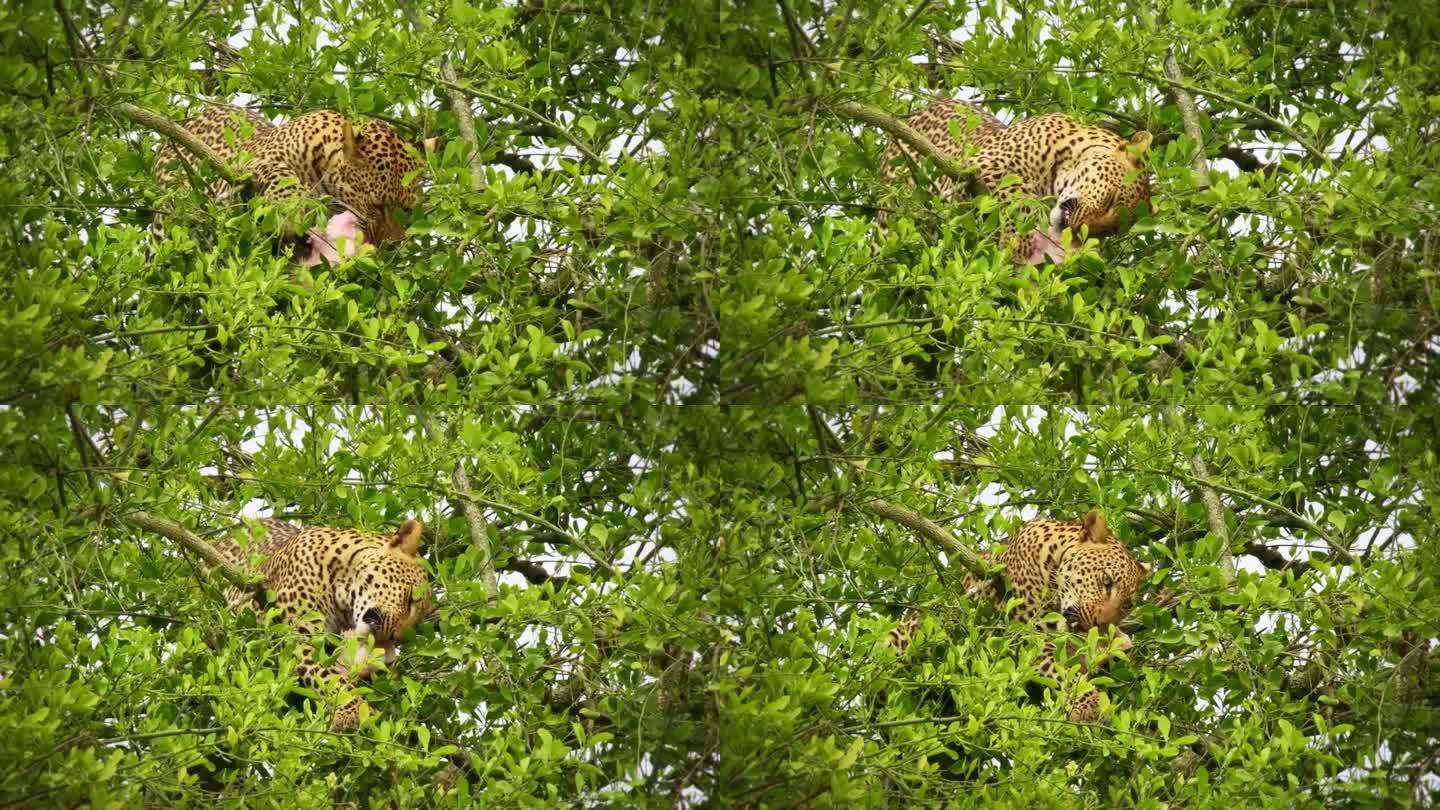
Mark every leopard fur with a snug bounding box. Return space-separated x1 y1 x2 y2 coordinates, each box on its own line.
154 105 433 247
888 509 1154 723
219 518 434 731
881 99 1153 263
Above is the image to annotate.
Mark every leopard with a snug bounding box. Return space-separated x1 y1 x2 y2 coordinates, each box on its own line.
218 517 435 731
880 99 1154 264
153 104 435 251
888 508 1162 723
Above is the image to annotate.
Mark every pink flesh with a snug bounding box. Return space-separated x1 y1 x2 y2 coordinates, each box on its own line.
298 210 369 267
1016 227 1077 265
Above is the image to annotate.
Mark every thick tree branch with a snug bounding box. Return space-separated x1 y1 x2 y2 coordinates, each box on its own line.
53 0 94 61
803 406 990 581
459 492 617 578
399 1 486 194
1162 409 1234 585
1216 145 1269 172
1135 73 1328 163
1159 470 1353 564
114 102 242 184
778 0 817 57
1244 541 1310 573
831 100 984 195
499 557 569 587
1162 50 1210 188
493 152 539 174
852 497 989 580
421 415 498 599
123 511 264 600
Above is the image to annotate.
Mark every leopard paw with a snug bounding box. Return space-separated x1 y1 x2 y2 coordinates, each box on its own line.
1068 691 1102 724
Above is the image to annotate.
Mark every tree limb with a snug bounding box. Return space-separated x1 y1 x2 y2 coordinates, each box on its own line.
421 415 498 599
1216 145 1269 172
1162 470 1353 564
123 511 264 600
778 0 817 57
53 0 94 61
1244 541 1310 573
114 102 243 185
831 100 983 195
399 1 486 194
1135 73 1328 164
460 492 617 578
852 497 989 580
1161 411 1235 586
499 557 569 587
1162 50 1210 188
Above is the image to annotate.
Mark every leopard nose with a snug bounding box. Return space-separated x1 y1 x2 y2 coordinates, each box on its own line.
1062 607 1082 629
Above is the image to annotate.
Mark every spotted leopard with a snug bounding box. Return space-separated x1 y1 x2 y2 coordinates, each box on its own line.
219 517 434 731
881 99 1153 264
154 104 434 249
889 509 1161 723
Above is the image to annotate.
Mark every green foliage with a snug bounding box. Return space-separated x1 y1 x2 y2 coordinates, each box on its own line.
2 0 1439 805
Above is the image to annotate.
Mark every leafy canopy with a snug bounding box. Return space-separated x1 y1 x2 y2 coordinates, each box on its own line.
2 0 1439 805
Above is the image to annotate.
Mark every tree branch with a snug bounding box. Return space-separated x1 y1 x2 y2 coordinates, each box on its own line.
1244 541 1310 574
830 100 984 195
114 102 243 184
852 497 989 580
399 1 486 194
421 415 497 599
1161 409 1234 585
460 492 617 578
123 511 264 600
499 557 569 587
1163 470 1353 564
1135 73 1328 164
777 0 817 57
1216 145 1269 173
53 0 94 62
1162 50 1210 188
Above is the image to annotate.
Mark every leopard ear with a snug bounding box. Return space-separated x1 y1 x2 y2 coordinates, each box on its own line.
421 136 440 156
1121 131 1152 162
390 519 423 557
341 118 358 161
1082 508 1110 543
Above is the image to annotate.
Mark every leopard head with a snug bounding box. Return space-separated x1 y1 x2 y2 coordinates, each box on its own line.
1053 509 1150 633
349 519 433 659
1050 131 1152 242
325 120 436 245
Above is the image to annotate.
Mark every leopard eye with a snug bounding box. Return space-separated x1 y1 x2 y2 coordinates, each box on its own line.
363 608 382 627
1103 575 1115 591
